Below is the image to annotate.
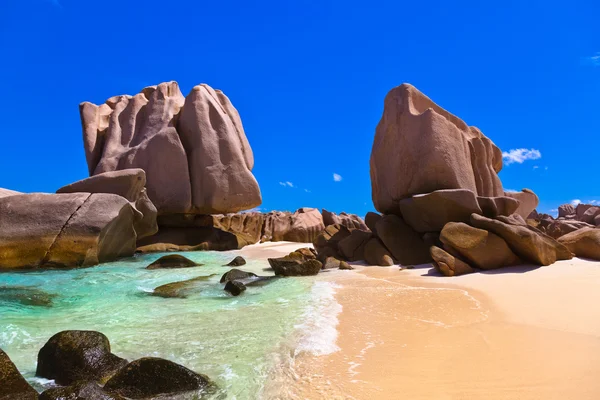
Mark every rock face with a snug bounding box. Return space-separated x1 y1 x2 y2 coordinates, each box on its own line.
57 169 158 239
398 189 482 233
337 229 372 261
477 196 520 218
504 189 539 219
322 209 369 230
370 83 504 215
0 349 38 400
268 251 323 276
558 228 600 260
430 246 476 277
375 215 431 265
80 81 261 215
36 330 128 385
0 188 21 198
0 193 137 270
262 208 325 243
103 357 214 399
440 222 520 270
39 381 124 400
558 204 575 218
145 254 201 269
313 224 352 261
364 238 394 266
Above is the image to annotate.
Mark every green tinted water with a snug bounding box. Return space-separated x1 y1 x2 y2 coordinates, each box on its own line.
0 251 341 399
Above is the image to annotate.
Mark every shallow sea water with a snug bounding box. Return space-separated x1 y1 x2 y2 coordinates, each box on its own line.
0 251 342 399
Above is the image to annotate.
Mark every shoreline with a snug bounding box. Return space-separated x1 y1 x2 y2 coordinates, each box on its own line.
279 258 600 399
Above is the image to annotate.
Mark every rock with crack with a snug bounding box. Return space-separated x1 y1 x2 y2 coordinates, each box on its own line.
504 189 539 220
364 238 394 266
0 193 137 270
322 209 369 230
430 246 476 277
0 349 38 400
57 169 158 239
337 229 372 261
375 215 431 265
80 81 261 215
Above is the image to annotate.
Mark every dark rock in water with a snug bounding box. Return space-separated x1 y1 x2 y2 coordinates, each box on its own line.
224 281 246 296
0 286 56 307
339 261 354 270
224 256 246 266
36 330 128 386
103 357 215 399
322 256 342 269
220 269 258 283
0 349 38 400
152 275 217 298
146 254 202 270
39 381 124 400
268 257 322 276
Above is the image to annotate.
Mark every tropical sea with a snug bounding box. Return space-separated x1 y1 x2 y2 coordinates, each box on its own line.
0 250 342 399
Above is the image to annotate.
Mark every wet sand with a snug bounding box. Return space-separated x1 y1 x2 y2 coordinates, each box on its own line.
280 258 600 400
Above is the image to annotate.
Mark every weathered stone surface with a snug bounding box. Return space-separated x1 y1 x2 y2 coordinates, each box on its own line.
558 204 576 218
103 357 215 399
225 256 247 266
370 83 504 215
576 204 596 220
220 269 257 283
375 215 431 265
364 238 394 266
558 228 600 260
136 226 252 253
542 220 594 239
364 212 382 234
322 256 343 269
36 330 128 385
39 381 124 400
440 222 520 270
268 256 322 276
0 349 38 400
399 189 483 233
322 209 368 230
581 207 600 225
504 189 539 220
470 214 572 266
263 208 325 243
81 81 261 215
152 275 216 299
339 261 354 270
338 229 372 261
57 169 158 239
0 286 56 307
0 188 21 198
430 246 476 277
224 280 246 296
0 193 137 270
313 224 352 261
477 196 520 218
145 254 201 270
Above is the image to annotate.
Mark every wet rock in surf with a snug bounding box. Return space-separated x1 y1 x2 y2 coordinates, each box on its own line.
39 381 124 400
103 357 216 399
224 256 246 266
0 286 57 307
145 254 202 269
220 269 258 283
36 330 128 385
224 280 246 296
152 275 217 298
0 349 38 400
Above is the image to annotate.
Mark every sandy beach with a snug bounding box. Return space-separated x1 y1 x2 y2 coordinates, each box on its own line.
245 243 600 400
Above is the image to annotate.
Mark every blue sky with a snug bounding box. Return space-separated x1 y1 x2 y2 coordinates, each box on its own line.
0 0 598 216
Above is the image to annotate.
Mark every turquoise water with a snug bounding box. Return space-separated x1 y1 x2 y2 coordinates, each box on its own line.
0 251 341 399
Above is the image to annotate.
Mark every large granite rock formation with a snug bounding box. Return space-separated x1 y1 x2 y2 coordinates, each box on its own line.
504 189 539 220
370 83 504 216
57 169 158 239
80 81 261 215
322 209 368 230
558 228 600 260
0 349 38 400
0 193 137 270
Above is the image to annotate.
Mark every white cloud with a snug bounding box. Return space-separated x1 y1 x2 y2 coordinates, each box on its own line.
583 53 600 67
589 200 599 205
533 165 539 169
333 173 343 182
571 199 582 206
502 148 542 165
504 189 519 193
304 189 311 193
242 207 262 213
279 181 294 188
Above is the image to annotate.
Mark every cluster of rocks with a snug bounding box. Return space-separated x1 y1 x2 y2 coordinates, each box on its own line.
0 330 217 399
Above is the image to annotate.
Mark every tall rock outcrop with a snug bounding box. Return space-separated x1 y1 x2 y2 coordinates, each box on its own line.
80 81 261 215
370 83 504 215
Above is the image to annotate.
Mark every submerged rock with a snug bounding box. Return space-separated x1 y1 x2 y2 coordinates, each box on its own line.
36 330 128 385
224 256 246 266
152 275 217 298
0 286 56 307
0 349 38 400
145 254 202 270
103 357 215 399
39 381 124 400
224 281 246 296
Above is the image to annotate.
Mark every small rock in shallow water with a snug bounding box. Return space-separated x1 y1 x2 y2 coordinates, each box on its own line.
0 286 56 307
224 281 247 296
36 330 128 386
224 256 246 266
103 357 216 399
152 275 217 298
145 254 202 270
0 349 38 400
39 381 124 400
220 269 258 283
